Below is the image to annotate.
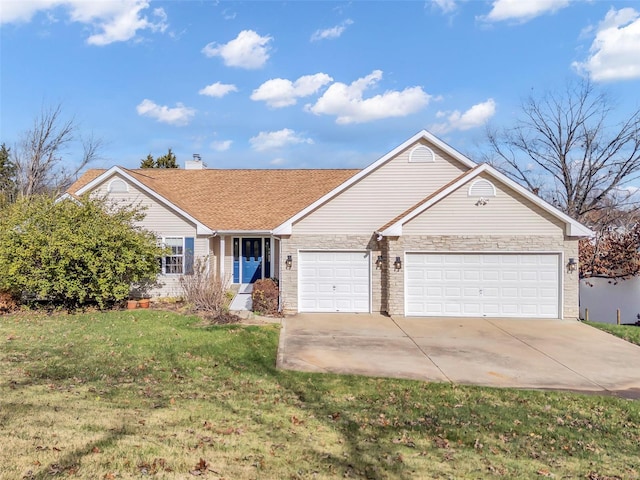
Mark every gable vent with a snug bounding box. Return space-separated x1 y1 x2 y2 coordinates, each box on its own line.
108 179 128 193
468 179 496 197
409 145 435 163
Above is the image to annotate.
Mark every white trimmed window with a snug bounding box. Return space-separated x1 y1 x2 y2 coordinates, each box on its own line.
409 145 435 163
161 237 194 274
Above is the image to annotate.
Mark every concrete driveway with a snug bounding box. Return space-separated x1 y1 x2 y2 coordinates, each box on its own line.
277 314 640 398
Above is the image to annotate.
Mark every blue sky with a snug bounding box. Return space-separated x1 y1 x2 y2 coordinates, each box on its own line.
1 0 640 172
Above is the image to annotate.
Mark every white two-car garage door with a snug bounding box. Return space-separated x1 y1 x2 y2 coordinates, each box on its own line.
299 251 370 313
406 253 560 318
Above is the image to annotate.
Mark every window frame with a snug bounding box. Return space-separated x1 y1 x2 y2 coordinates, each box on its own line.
161 236 185 275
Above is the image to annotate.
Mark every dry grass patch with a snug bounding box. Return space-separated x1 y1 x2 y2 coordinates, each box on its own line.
1 311 639 479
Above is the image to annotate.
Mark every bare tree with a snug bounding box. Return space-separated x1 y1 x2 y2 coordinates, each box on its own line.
486 80 640 225
12 104 102 197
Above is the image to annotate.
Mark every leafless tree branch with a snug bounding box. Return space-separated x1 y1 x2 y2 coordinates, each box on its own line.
13 103 102 197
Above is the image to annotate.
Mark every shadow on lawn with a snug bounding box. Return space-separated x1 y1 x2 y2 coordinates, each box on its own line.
213 335 418 480
25 430 128 480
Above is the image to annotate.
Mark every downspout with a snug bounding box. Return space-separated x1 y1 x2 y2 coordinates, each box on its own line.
277 234 283 312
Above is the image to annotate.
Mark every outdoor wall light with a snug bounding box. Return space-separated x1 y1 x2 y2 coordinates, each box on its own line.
394 256 402 270
567 257 577 272
285 255 293 269
375 255 384 268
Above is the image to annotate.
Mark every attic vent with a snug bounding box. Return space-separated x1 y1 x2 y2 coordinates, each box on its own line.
108 179 128 193
409 145 435 163
468 179 496 197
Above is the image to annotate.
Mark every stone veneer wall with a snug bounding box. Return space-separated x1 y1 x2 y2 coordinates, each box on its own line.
384 235 580 319
279 234 384 314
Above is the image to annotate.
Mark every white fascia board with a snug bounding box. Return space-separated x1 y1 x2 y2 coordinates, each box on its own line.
484 165 594 238
380 166 485 236
55 192 82 205
75 166 214 235
272 223 291 235
418 130 477 169
273 130 479 233
214 230 273 236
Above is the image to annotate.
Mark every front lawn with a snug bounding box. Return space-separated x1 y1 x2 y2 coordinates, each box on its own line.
586 321 640 346
1 311 639 479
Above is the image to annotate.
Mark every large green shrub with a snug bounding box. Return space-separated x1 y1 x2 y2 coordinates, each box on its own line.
0 194 164 309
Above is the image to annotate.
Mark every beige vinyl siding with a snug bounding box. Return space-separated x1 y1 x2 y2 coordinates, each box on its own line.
91 175 209 297
293 141 468 235
403 174 564 236
92 175 197 236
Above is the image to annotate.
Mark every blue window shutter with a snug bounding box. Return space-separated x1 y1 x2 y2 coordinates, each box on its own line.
185 237 194 274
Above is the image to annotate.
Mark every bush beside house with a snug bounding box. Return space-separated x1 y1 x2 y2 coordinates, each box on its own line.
251 278 279 315
0 195 164 310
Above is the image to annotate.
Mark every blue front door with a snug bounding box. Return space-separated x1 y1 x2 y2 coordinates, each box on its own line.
241 238 262 283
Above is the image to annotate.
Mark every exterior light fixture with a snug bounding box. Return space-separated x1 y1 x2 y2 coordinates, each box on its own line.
567 257 577 272
376 255 384 268
285 255 293 269
394 256 402 270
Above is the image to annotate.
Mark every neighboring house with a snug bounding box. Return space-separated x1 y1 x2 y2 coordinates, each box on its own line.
67 130 592 319
580 277 640 324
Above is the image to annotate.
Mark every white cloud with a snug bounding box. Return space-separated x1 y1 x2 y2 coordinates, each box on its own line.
199 82 238 98
430 99 496 134
249 129 313 151
251 73 333 108
136 99 195 126
481 0 570 23
307 70 431 124
210 140 232 151
0 0 168 45
572 8 640 82
202 30 272 69
431 0 458 14
310 19 353 41
270 158 286 166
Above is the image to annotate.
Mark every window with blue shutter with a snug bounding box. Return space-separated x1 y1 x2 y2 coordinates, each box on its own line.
162 237 195 274
184 237 194 275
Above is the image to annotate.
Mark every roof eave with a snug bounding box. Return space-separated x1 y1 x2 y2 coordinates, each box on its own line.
75 166 214 235
214 229 274 235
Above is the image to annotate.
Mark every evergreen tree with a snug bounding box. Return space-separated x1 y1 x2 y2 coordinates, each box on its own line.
140 149 179 168
140 153 155 168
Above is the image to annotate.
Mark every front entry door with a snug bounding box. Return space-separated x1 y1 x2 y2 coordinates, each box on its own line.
241 238 262 283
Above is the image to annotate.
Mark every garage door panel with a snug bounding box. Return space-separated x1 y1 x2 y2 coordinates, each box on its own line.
426 271 443 280
299 251 370 313
406 253 559 318
463 270 480 281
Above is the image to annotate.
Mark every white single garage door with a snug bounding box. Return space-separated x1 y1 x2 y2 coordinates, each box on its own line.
299 251 370 313
406 253 560 318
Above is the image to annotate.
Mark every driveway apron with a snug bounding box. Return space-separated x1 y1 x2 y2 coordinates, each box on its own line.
278 313 640 397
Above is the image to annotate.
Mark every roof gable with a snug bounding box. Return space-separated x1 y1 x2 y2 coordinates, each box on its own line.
273 130 477 234
380 163 593 238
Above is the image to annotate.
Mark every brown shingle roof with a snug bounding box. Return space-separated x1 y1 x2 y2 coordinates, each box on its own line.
69 168 360 231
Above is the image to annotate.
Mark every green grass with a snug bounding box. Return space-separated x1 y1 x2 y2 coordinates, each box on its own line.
586 321 640 346
1 310 639 479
